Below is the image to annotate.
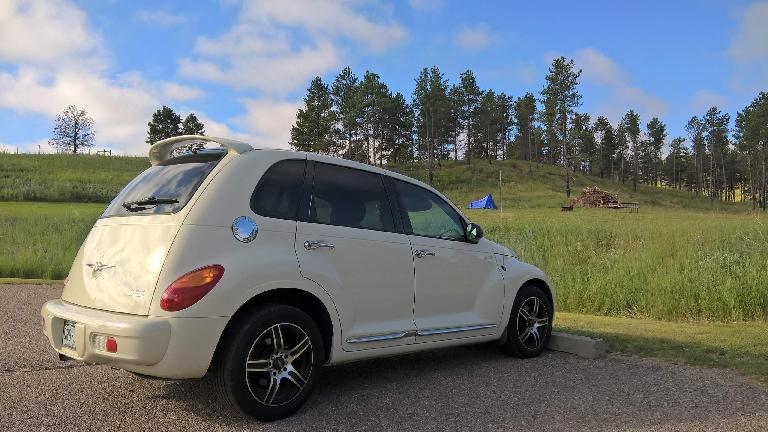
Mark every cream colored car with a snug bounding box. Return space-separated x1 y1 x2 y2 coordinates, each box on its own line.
42 136 554 421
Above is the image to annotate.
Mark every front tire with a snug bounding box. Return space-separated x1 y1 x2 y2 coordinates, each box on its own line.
214 304 324 421
500 285 553 358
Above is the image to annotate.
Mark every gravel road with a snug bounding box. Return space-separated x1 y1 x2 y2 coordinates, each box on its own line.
2 283 767 431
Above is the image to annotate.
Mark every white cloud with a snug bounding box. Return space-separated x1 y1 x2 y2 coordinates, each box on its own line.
180 39 340 93
161 82 204 101
409 0 443 11
454 23 493 53
135 10 188 26
0 0 104 69
233 98 302 149
574 48 668 122
179 0 407 93
728 3 768 62
0 0 209 155
689 90 728 113
239 0 407 52
0 69 160 153
727 2 768 93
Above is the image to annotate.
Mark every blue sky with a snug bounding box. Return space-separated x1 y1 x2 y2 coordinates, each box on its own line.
1 0 766 155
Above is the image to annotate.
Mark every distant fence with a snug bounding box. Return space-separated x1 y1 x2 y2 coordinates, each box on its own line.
0 148 116 156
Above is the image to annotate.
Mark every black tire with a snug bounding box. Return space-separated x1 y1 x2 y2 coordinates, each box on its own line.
214 304 324 421
499 285 553 358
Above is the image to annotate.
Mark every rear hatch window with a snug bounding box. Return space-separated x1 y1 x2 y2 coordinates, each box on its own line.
102 150 225 218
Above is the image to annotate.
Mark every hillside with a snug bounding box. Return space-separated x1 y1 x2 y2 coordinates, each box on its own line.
0 153 752 212
0 154 150 202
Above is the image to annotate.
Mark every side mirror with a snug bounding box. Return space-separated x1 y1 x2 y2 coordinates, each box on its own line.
466 222 484 244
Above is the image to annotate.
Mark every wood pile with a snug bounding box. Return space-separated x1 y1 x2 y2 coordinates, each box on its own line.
572 187 619 208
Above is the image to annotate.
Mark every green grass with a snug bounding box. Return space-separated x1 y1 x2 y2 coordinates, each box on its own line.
471 208 768 322
0 202 105 279
556 312 768 381
1 155 765 322
0 153 149 202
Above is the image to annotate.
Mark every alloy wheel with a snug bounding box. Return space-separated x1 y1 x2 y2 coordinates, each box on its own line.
516 296 550 350
244 323 314 406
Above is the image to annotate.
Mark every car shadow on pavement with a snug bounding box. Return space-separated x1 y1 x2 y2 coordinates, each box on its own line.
155 342 768 431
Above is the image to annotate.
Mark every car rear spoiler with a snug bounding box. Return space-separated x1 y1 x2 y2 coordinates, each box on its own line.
148 135 254 166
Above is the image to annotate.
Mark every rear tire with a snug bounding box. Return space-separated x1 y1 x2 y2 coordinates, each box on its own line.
214 304 324 421
500 285 553 358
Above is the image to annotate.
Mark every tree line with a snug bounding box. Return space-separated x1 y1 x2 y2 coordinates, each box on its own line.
290 58 768 210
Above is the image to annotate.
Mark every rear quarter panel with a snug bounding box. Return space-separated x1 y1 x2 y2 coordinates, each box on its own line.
150 150 343 357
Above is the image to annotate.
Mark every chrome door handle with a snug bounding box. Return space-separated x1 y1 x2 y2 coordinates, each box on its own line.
304 240 335 250
414 249 435 258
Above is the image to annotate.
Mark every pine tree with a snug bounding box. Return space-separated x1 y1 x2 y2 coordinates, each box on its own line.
331 67 363 159
290 77 338 154
360 71 391 165
181 113 205 136
455 70 483 164
686 116 706 196
412 67 450 184
541 57 582 197
622 110 641 192
514 93 537 166
667 137 686 189
147 106 181 145
380 92 414 164
645 117 666 185
593 116 614 178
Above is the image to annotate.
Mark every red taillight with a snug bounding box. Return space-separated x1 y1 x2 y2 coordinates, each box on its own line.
160 265 225 312
106 336 118 353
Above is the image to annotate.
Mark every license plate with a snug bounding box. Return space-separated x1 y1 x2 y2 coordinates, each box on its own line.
62 320 76 350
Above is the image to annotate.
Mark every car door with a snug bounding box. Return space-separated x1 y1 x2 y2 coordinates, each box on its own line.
296 161 416 351
391 178 504 342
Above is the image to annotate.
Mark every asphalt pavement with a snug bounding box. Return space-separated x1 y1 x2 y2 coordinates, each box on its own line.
2 283 767 431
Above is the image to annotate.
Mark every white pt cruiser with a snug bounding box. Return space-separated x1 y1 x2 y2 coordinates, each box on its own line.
42 136 554 421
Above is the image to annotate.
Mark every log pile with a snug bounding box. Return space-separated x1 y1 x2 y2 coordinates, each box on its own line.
572 187 619 208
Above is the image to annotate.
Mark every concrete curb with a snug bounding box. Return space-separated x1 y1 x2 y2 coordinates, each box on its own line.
547 332 607 359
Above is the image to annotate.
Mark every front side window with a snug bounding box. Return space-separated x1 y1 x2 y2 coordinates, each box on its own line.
251 159 306 220
309 163 395 232
101 151 224 218
394 180 466 241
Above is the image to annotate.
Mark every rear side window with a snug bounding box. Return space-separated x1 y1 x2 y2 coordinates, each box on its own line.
101 151 224 218
251 159 306 220
309 163 395 232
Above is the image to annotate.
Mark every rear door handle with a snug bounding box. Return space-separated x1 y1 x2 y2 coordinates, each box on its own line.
414 249 435 258
304 240 335 250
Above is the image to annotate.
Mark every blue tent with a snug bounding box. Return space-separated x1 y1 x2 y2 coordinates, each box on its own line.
467 194 498 209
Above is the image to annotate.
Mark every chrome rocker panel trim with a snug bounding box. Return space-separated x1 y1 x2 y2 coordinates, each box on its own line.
346 324 497 343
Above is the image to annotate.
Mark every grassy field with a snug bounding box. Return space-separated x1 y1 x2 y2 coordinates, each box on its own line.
472 208 768 321
0 202 104 279
556 312 768 382
0 153 149 202
1 153 765 321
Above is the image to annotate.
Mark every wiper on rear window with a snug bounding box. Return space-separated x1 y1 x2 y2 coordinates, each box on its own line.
122 196 179 212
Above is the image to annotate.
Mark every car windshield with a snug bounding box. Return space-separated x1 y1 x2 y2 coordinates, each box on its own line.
101 150 225 218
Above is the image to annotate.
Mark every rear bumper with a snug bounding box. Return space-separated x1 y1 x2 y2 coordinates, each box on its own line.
41 299 228 379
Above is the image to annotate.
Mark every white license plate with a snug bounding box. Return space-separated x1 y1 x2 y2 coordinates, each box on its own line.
62 320 76 350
